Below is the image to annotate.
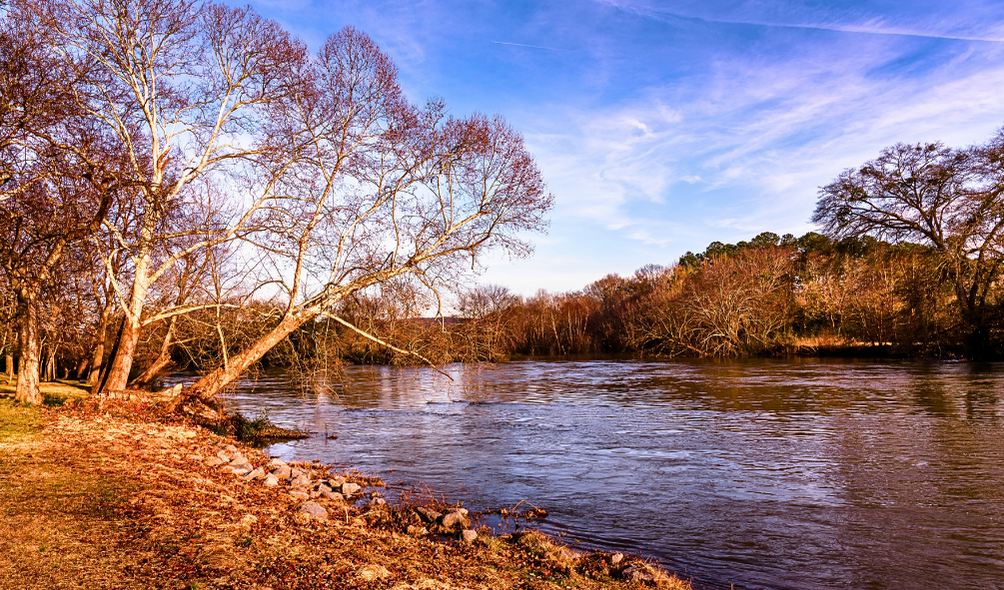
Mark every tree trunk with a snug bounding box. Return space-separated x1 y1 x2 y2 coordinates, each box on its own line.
131 317 176 388
87 309 110 385
14 303 43 405
75 358 89 380
188 313 307 400
103 313 142 392
4 353 12 384
103 272 150 392
45 350 57 382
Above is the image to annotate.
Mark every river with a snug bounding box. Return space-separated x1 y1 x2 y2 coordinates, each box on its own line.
168 358 1004 589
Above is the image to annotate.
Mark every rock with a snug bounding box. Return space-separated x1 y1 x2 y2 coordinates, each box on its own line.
243 467 266 481
291 474 311 488
369 497 386 507
227 464 252 476
460 529 478 543
216 450 230 462
320 489 344 501
622 565 657 582
264 474 279 487
458 507 469 516
205 457 225 467
289 490 310 500
440 511 470 531
268 458 286 467
610 552 624 565
316 484 332 494
355 564 390 582
406 525 429 536
290 467 306 479
270 465 291 480
229 453 248 465
326 474 346 486
340 482 361 496
415 507 442 523
224 444 238 453
299 501 328 520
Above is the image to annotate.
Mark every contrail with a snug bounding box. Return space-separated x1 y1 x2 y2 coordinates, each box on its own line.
608 4 1004 43
490 40 569 51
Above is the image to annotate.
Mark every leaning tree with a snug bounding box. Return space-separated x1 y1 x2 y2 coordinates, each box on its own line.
184 27 552 401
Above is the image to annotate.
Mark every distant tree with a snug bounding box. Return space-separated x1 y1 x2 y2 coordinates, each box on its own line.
813 132 1004 349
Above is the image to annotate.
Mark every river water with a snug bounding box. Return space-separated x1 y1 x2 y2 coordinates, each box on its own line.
170 359 1004 589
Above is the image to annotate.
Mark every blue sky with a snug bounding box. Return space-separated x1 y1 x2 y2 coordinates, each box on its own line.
239 0 1004 295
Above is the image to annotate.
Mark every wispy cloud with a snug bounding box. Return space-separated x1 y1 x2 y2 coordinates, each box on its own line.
594 0 1004 43
490 40 570 51
519 33 1004 259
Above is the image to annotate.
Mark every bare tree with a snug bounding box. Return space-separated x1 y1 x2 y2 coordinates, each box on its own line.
21 0 307 393
184 28 552 400
813 133 1004 346
0 11 121 403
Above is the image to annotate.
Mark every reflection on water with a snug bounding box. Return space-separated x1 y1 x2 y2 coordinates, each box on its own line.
167 359 1004 590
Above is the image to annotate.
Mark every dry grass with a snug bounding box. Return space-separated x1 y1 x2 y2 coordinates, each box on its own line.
0 399 692 590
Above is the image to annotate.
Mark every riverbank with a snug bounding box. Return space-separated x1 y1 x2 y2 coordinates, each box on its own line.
0 384 690 590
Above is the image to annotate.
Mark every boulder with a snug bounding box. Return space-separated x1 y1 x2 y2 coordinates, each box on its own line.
320 489 344 501
610 553 624 565
270 465 292 480
268 458 286 467
316 484 332 494
205 457 225 467
228 453 248 465
227 464 252 476
299 501 328 520
406 525 429 536
460 529 478 543
242 467 266 481
327 475 346 487
289 490 310 500
622 565 657 582
264 474 280 487
440 511 470 531
340 482 361 496
415 506 442 523
291 474 311 488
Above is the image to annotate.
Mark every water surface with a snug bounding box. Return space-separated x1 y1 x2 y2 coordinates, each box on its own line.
170 359 1004 589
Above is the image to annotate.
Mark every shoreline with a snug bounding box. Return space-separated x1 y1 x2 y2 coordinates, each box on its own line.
0 388 691 590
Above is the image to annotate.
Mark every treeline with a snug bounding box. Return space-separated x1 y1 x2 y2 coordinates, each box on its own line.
210 230 963 367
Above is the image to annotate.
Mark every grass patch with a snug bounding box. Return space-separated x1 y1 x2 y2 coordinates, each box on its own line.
208 409 309 444
0 377 92 406
0 398 43 443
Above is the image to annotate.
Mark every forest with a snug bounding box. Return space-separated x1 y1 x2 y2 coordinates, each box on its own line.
5 1 1004 408
0 0 551 405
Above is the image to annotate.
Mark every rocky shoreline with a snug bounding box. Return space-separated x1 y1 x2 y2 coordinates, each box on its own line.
211 446 482 543
0 395 690 589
